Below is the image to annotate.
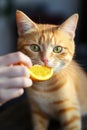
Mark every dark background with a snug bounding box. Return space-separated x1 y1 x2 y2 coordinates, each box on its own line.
0 0 87 130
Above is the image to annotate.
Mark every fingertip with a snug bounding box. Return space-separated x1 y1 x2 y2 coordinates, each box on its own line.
24 78 33 88
21 66 30 78
28 79 33 87
18 88 24 95
27 59 33 67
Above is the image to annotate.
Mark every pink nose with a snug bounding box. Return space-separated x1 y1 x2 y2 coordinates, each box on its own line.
42 57 48 64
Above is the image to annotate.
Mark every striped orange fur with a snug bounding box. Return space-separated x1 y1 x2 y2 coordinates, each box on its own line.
16 10 87 130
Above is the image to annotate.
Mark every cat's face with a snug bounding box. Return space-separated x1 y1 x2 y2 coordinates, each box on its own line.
16 10 78 72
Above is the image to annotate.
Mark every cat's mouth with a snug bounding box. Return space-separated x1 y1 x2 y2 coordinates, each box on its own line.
33 61 53 68
32 58 54 69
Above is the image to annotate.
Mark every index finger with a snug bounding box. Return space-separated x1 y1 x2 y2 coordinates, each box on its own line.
0 52 32 67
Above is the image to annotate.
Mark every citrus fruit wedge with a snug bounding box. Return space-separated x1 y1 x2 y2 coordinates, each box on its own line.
28 65 53 81
13 63 53 81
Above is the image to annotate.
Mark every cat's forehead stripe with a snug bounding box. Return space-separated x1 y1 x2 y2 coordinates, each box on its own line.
38 29 57 46
38 31 46 45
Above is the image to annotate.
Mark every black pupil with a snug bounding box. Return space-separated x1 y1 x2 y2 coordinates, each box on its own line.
34 46 38 50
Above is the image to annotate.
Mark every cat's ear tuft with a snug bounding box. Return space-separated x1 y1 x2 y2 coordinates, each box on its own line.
16 10 38 36
59 14 79 38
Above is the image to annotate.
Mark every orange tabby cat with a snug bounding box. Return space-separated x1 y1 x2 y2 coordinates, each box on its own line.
16 10 87 130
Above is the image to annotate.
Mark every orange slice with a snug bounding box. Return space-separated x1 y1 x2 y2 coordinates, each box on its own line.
28 65 53 81
13 63 53 81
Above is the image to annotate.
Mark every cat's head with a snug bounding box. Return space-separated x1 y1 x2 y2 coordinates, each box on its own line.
16 10 78 72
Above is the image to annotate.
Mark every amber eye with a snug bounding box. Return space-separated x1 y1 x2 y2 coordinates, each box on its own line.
53 46 63 53
30 44 40 52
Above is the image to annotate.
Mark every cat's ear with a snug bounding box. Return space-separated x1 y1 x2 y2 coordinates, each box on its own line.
16 10 38 36
59 14 79 38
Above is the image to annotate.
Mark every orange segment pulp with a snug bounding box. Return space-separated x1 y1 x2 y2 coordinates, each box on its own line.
28 65 53 81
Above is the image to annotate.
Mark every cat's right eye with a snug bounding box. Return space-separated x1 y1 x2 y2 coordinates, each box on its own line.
30 44 40 52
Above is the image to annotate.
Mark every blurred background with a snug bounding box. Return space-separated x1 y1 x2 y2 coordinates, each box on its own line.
0 0 87 130
0 0 87 70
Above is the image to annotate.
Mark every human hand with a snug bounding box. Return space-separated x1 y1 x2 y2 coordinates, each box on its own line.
0 52 32 105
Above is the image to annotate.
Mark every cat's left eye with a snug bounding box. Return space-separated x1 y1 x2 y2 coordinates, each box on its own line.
53 46 63 53
30 44 40 52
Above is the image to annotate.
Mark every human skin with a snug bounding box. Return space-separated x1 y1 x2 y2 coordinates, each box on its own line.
0 52 33 105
